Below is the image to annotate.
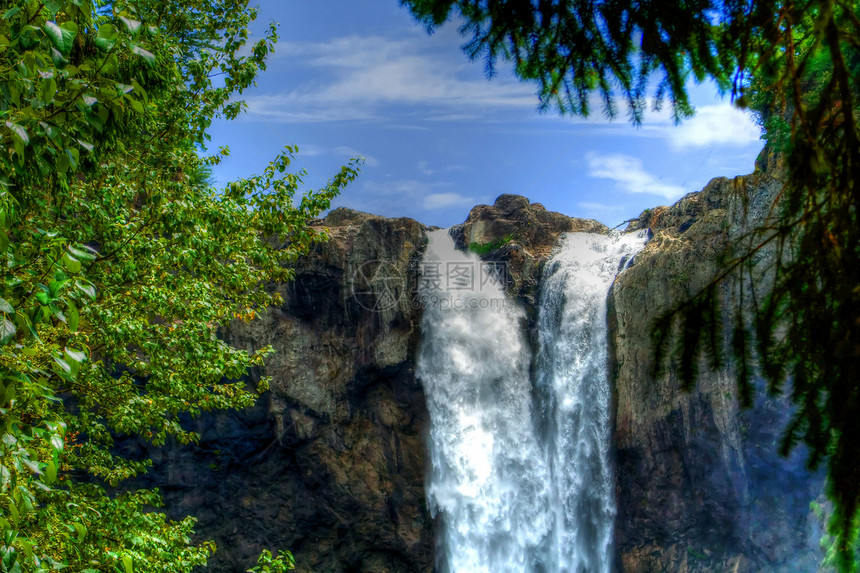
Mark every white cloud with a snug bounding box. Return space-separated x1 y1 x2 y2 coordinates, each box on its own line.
334 146 380 167
337 179 474 217
422 192 476 210
245 95 376 123
668 104 761 148
386 124 430 131
295 143 324 156
275 36 406 68
415 161 469 175
417 160 435 175
575 202 634 228
249 36 536 123
585 152 685 199
362 179 443 197
355 180 481 214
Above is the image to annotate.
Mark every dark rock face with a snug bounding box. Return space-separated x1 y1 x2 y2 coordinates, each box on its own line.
149 208 434 572
610 173 823 571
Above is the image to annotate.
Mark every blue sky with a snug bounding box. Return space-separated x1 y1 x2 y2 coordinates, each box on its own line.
207 1 764 228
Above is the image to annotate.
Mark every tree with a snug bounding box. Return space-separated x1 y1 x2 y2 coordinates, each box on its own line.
399 0 859 569
0 0 357 570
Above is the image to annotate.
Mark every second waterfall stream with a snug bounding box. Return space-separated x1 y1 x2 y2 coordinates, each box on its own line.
417 228 648 573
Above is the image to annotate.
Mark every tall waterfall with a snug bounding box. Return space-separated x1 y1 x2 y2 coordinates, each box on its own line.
535 231 648 572
417 229 647 573
417 230 552 572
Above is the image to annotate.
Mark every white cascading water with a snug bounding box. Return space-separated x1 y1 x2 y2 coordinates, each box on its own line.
535 230 648 572
417 229 553 572
417 228 648 573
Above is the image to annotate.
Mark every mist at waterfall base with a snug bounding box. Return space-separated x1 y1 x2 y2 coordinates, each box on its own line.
417 229 648 573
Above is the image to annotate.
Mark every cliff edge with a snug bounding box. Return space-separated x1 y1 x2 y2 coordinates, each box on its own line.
611 172 822 571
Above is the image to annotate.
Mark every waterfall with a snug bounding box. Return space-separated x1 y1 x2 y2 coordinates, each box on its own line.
417 230 552 572
417 228 647 573
535 231 648 572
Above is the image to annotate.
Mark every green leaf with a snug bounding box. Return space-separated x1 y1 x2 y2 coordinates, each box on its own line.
67 301 79 332
40 121 59 140
74 522 87 543
122 554 133 573
119 16 141 37
52 355 71 374
132 45 155 66
44 0 63 15
0 319 16 344
0 298 13 314
65 346 86 364
50 47 67 68
14 137 25 160
8 500 19 527
3 7 21 20
1 464 10 490
57 153 70 174
62 252 81 273
40 77 57 104
94 23 118 51
49 279 69 296
45 459 58 483
69 244 97 260
32 481 51 493
0 382 15 407
43 21 77 55
66 147 80 169
4 122 28 145
75 280 96 300
21 458 41 475
15 313 33 342
18 24 40 50
129 98 144 113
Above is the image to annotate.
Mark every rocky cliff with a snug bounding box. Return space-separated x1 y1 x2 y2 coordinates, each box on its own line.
146 208 433 572
149 183 821 572
610 171 823 571
451 193 606 313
